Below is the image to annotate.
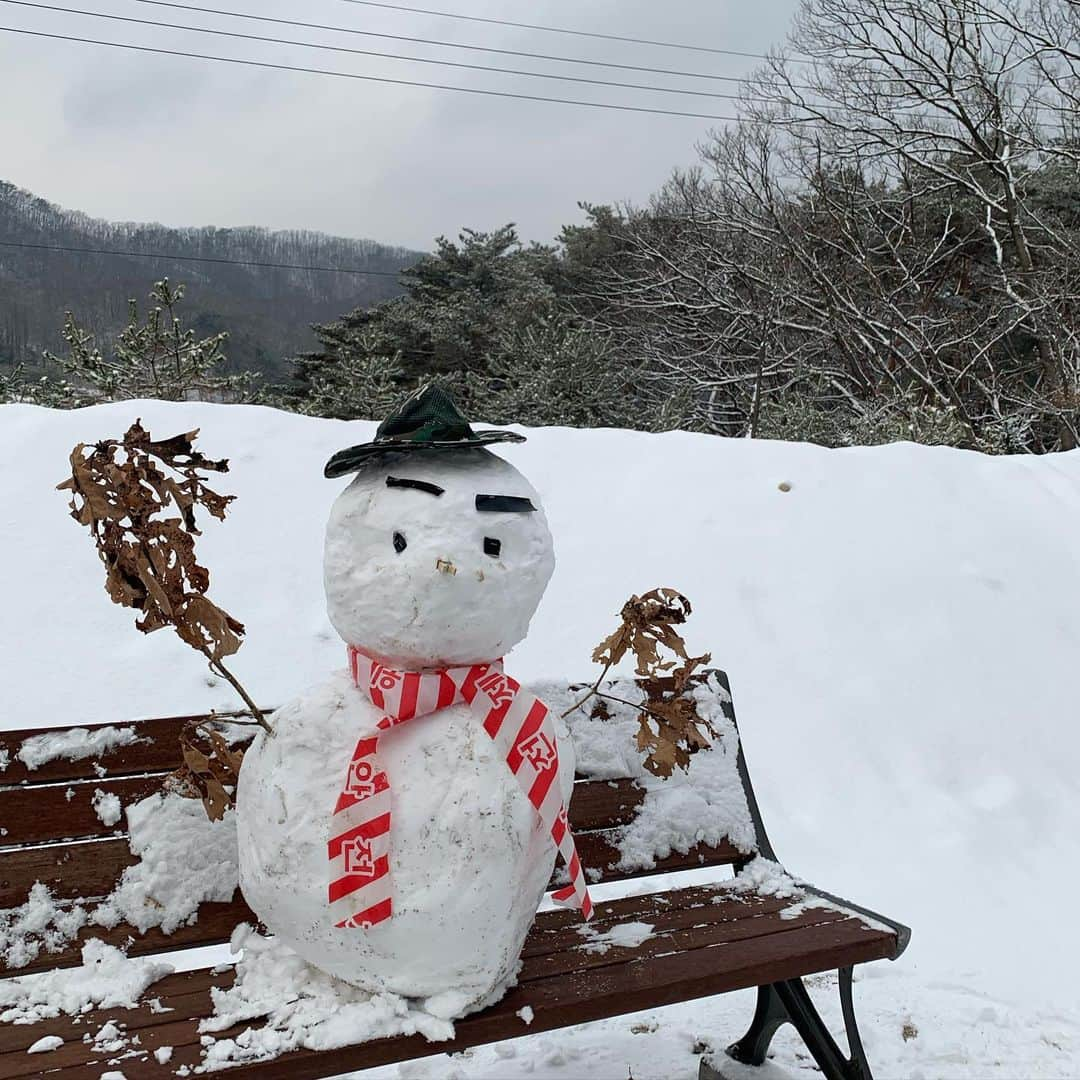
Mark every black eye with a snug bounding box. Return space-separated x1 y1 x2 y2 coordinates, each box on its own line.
483 537 501 558
393 531 407 554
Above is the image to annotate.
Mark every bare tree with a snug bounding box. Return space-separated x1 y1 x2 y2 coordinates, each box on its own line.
587 0 1080 451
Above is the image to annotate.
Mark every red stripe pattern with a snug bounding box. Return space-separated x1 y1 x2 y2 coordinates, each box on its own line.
330 645 594 929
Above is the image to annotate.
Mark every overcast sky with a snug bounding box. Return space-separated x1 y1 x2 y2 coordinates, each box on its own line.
0 0 800 251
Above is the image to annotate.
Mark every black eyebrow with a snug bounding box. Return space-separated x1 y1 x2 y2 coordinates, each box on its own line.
475 494 537 513
386 476 444 497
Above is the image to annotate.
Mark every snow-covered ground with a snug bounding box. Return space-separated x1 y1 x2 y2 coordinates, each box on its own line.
2 400 1079 1078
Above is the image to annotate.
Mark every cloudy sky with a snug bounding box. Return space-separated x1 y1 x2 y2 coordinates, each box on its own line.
0 0 800 251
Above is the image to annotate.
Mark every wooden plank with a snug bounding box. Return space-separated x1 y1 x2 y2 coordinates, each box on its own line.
0 895 256 978
0 774 165 846
564 777 644 831
0 911 897 1079
0 775 645 849
0 968 235 1055
0 838 137 907
2 884 767 1055
522 888 788 960
0 713 258 786
190 918 896 1080
0 828 742 911
0 672 663 789
523 907 851 983
0 888 888 1055
0 830 742 978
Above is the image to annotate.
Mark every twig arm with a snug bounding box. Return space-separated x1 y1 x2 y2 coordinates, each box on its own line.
201 649 275 736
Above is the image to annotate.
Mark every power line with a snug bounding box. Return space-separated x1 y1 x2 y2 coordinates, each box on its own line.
0 238 411 275
138 0 757 85
330 0 772 61
0 0 756 101
0 25 746 121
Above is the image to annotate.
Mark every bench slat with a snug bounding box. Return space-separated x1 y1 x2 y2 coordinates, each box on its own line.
0 774 166 847
0 775 645 848
3 885 767 1056
0 831 742 977
0 829 740 910
9 877 742 983
0 891 897 1078
0 714 255 786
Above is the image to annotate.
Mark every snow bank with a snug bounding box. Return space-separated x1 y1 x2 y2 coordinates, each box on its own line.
3 400 1080 1075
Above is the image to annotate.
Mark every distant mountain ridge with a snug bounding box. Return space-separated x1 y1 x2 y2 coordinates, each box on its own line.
0 180 422 379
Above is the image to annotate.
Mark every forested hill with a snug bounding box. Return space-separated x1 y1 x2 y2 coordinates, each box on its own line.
0 180 421 378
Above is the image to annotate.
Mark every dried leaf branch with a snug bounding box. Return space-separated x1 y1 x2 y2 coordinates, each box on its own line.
168 720 248 821
58 420 272 735
570 588 717 778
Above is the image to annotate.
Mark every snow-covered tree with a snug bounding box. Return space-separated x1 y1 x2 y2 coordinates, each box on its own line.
43 279 258 405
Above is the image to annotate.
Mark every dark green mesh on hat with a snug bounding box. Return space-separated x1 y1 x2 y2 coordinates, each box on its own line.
375 384 473 443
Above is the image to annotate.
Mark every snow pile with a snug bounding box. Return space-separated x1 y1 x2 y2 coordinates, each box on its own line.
576 921 655 955
96 790 238 934
0 883 89 969
545 674 757 870
14 725 145 771
0 939 173 1023
725 856 803 902
27 1034 64 1053
92 788 123 827
198 925 454 1070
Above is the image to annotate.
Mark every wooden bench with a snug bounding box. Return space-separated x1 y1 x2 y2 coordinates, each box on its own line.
0 672 909 1079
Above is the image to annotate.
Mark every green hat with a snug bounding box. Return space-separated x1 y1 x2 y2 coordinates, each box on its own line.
324 384 525 479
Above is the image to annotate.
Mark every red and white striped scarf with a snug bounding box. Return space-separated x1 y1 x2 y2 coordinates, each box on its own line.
328 645 594 929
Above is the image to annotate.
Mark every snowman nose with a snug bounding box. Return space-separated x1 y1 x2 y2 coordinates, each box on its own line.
435 558 458 576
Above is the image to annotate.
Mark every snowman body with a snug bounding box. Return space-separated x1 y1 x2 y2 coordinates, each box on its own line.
237 449 567 1013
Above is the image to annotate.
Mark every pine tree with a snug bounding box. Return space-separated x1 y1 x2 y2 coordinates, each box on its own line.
43 279 258 405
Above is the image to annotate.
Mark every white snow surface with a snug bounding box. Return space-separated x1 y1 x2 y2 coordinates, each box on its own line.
198 924 455 1071
94 790 239 934
0 939 173 1024
576 920 655 955
1 400 1079 1077
14 725 144 770
91 788 123 827
26 1034 64 1053
539 675 758 870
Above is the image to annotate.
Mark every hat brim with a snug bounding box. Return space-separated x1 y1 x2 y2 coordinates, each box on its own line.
324 429 526 479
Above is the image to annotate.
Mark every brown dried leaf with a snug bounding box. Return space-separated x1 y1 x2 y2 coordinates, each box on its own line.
172 720 250 822
589 587 718 778
203 778 231 822
175 595 245 661
59 421 245 661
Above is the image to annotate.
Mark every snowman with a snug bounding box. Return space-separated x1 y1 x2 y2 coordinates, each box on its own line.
236 385 592 1018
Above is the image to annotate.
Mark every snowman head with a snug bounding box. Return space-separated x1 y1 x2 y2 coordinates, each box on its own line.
324 449 554 669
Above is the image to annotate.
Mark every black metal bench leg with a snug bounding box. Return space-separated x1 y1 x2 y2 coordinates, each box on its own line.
727 984 789 1066
837 965 872 1079
699 969 873 1080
